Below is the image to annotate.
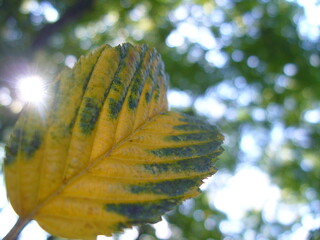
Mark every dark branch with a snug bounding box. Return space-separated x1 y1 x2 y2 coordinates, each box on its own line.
31 0 95 51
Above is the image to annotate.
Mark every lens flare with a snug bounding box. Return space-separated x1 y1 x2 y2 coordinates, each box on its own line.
17 75 46 104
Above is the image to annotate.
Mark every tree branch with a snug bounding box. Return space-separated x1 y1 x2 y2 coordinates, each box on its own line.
31 0 95 51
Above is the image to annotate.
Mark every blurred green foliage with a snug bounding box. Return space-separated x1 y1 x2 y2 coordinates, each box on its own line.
0 0 319 239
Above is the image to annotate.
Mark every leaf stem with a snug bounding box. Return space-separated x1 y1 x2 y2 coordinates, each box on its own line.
3 217 31 240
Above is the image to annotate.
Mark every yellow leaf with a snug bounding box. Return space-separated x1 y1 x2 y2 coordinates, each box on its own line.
4 43 224 239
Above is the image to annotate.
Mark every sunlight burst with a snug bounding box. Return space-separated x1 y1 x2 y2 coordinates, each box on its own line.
17 75 46 104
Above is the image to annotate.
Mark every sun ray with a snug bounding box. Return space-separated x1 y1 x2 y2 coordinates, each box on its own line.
17 75 46 105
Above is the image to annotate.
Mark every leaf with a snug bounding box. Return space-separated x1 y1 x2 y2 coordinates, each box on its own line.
4 43 224 239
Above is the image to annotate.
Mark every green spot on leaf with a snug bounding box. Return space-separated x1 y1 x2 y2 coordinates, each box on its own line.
143 153 220 174
79 98 101 134
5 128 43 164
129 178 200 197
23 131 42 158
106 199 180 223
166 131 219 142
174 123 218 132
150 140 222 158
145 92 151 102
4 128 23 165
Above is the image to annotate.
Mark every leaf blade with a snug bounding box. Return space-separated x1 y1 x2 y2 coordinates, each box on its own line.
4 44 224 239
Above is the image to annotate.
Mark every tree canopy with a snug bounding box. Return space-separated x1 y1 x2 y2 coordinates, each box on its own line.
0 0 319 239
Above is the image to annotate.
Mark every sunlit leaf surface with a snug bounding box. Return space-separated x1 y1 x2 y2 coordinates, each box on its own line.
4 44 223 239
